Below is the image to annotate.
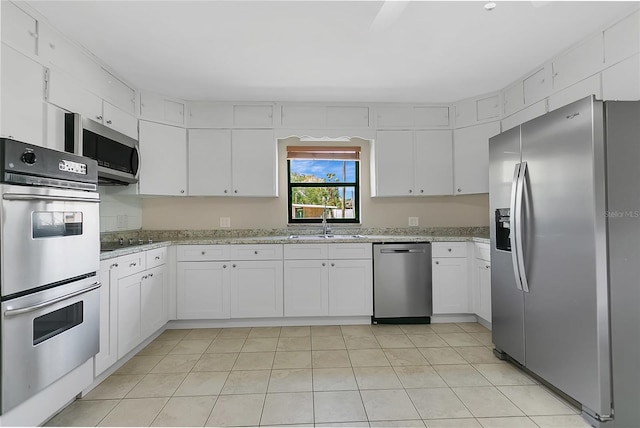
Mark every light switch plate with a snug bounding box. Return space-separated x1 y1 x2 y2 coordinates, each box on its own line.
220 217 231 228
409 217 419 227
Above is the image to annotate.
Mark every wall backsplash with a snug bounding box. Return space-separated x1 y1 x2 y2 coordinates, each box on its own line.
99 187 143 232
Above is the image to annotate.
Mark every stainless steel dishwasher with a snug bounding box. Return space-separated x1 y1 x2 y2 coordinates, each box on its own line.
373 243 432 323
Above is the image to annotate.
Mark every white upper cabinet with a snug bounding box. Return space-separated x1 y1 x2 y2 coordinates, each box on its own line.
602 53 640 101
46 67 103 120
1 46 44 145
371 130 414 196
280 105 370 128
231 129 278 197
455 94 500 128
548 74 601 112
138 120 187 195
375 106 414 128
503 82 525 117
476 95 500 121
375 106 450 129
188 129 232 196
140 92 185 125
100 69 135 115
552 34 604 91
187 102 233 128
604 10 640 66
327 106 370 128
453 121 501 195
414 106 450 127
233 105 274 128
523 67 552 105
502 100 547 132
1 1 38 56
414 130 453 196
102 101 138 139
454 99 477 127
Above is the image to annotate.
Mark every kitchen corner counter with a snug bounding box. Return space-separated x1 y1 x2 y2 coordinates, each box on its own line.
100 241 171 260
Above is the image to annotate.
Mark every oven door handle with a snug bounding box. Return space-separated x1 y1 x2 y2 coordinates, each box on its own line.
4 282 101 317
3 194 100 203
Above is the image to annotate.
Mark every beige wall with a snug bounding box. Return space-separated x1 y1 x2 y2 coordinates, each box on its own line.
142 137 489 230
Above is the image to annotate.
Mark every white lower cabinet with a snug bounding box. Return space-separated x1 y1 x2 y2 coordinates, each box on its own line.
117 271 143 359
328 259 373 316
473 243 492 323
283 260 329 317
177 261 230 319
95 259 119 377
230 261 283 318
432 242 470 314
141 265 167 338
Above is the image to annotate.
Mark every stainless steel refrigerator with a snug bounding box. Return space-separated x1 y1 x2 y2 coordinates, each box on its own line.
489 95 639 427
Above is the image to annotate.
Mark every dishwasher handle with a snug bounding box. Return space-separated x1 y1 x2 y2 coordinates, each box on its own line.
379 248 426 253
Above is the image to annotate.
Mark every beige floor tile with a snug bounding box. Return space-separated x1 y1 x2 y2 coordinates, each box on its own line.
312 350 352 368
193 353 238 371
316 423 369 427
457 323 490 333
221 369 271 394
136 339 179 356
268 369 313 392
151 395 217 426
424 418 481 428
278 336 312 351
394 366 447 389
370 420 426 427
206 338 246 353
399 324 434 335
345 335 381 349
407 388 473 419
419 347 467 365
273 351 312 369
453 386 524 417
473 363 537 386
232 351 275 370
376 334 416 348
529 415 592 427
354 366 403 389
371 324 405 335
125 372 187 398
430 323 465 333
470 332 493 346
83 374 143 400
384 348 429 366
454 347 503 364
174 371 229 396
248 326 281 338
439 333 484 347
361 389 421 421
280 326 311 337
205 393 265 427
497 385 577 416
341 325 374 337
433 364 492 387
312 335 346 350
169 339 213 354
408 334 449 348
311 325 343 336
260 392 314 425
150 354 200 373
477 416 538 428
217 327 252 339
97 397 169 427
183 328 221 340
45 399 118 426
156 329 191 341
115 355 163 375
313 390 368 423
312 367 358 391
348 349 390 367
241 337 278 352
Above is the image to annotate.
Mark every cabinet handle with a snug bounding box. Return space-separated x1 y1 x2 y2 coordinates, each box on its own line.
180 190 185 194
223 264 227 268
130 262 137 267
142 275 148 280
149 273 154 277
201 251 206 255
234 190 238 194
155 256 161 260
448 248 452 252
331 263 335 267
420 189 424 193
457 188 462 193
106 119 112 124
110 263 118 269
224 190 228 194
28 30 38 39
49 42 56 49
96 115 103 121
435 261 440 265
232 264 237 268
408 189 413 194
322 262 326 267
485 265 490 269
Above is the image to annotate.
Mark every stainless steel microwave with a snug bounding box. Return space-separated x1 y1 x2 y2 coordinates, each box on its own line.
64 113 139 185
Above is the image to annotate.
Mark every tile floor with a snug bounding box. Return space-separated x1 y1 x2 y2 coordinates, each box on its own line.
46 323 591 427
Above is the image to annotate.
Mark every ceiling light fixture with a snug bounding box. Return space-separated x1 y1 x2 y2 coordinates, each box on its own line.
484 2 497 11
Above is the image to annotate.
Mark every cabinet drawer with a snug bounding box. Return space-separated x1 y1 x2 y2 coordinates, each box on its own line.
230 244 283 260
146 247 167 269
475 243 490 262
328 243 372 260
284 244 328 260
177 245 230 261
117 252 146 278
432 242 467 258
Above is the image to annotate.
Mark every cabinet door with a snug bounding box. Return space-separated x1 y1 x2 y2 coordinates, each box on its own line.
139 120 187 195
103 101 138 140
233 105 273 127
414 106 450 127
602 53 640 101
503 82 524 117
523 67 551 105
414 130 453 196
1 2 38 55
231 129 277 196
100 68 135 115
1 46 44 145
326 106 369 128
371 130 414 197
375 106 413 128
432 258 469 314
453 121 501 195
284 260 329 317
328 259 373 316
47 67 103 121
95 259 119 376
187 102 233 128
140 92 184 125
117 273 142 359
188 129 232 196
476 261 492 322
476 95 500 121
552 34 604 90
177 262 230 319
141 265 166 338
230 261 283 318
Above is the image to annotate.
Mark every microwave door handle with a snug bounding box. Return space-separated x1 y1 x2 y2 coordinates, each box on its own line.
3 194 100 203
510 162 523 291
4 282 101 317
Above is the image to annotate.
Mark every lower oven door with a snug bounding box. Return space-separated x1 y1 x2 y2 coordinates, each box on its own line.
1 277 100 414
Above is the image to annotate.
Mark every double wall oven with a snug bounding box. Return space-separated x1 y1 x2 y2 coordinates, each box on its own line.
0 138 100 414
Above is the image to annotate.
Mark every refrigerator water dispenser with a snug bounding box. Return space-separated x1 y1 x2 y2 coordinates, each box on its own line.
495 208 511 251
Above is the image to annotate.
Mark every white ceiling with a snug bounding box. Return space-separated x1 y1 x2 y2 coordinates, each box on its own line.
26 0 638 103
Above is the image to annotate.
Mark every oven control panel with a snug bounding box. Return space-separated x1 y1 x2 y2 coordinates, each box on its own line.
58 159 87 175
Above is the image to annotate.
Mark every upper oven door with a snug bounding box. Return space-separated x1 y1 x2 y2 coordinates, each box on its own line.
1 185 100 298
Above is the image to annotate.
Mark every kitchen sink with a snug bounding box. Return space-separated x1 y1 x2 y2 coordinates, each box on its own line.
288 234 366 240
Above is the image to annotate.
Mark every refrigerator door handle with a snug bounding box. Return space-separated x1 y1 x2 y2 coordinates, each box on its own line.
515 161 530 293
510 162 523 291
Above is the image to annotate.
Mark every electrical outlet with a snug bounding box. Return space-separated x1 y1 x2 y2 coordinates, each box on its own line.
409 217 419 227
220 217 231 228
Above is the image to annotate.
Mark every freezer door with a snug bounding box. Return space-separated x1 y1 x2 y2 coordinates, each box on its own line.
520 96 611 418
489 126 525 364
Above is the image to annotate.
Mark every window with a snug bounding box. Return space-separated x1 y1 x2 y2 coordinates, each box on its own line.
287 146 360 224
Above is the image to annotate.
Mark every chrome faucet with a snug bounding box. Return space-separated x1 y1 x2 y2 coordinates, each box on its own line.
321 197 330 235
